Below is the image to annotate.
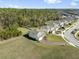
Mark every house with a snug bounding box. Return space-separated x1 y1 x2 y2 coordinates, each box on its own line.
28 29 45 41
42 20 63 33
41 25 51 33
41 20 55 33
53 22 59 31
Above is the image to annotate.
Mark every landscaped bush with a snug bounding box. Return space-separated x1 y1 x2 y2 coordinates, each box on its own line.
55 31 62 34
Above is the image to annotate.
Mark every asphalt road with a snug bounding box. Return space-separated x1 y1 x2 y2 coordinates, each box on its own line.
64 18 79 48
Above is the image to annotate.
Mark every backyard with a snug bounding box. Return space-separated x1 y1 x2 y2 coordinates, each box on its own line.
17 27 29 35
0 36 79 59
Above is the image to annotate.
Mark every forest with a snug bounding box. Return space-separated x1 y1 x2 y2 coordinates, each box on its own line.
0 8 78 40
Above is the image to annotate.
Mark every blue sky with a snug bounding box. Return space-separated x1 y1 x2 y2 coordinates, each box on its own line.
0 0 79 8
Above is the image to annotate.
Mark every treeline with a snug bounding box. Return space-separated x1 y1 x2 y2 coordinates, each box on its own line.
0 8 63 28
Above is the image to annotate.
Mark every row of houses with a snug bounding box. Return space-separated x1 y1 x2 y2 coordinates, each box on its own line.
28 13 77 41
40 14 74 34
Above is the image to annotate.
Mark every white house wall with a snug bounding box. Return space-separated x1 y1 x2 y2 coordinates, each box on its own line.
38 35 45 41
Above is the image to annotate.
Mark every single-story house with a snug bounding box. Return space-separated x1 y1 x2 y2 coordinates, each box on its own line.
28 29 45 41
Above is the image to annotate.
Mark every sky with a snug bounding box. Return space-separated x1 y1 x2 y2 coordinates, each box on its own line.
0 0 79 9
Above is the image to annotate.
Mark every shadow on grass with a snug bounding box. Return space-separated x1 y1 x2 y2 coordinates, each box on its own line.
23 33 37 41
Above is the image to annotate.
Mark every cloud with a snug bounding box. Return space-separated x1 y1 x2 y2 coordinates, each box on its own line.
0 4 31 8
73 0 78 2
8 5 19 8
44 0 62 4
70 2 77 6
70 0 78 7
0 4 20 8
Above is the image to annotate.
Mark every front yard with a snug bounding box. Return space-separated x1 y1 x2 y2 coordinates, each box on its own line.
46 34 65 42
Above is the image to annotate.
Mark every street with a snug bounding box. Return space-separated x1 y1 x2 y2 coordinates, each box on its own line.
64 18 79 48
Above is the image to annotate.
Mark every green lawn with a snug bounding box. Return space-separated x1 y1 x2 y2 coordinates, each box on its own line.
0 37 79 59
64 23 71 28
64 19 77 29
17 27 29 35
46 34 65 42
75 30 79 40
17 27 39 35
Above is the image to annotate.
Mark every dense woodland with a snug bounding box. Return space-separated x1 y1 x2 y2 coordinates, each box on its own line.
0 8 78 40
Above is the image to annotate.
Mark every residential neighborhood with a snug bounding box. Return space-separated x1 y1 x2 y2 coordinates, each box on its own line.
28 13 78 46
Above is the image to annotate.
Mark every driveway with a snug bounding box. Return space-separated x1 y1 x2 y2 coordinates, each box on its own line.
63 18 79 48
40 39 66 46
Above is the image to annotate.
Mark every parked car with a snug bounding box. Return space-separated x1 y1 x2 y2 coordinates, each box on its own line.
71 29 78 34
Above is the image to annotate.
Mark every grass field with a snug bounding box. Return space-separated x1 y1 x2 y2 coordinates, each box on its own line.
46 34 65 42
0 36 79 59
